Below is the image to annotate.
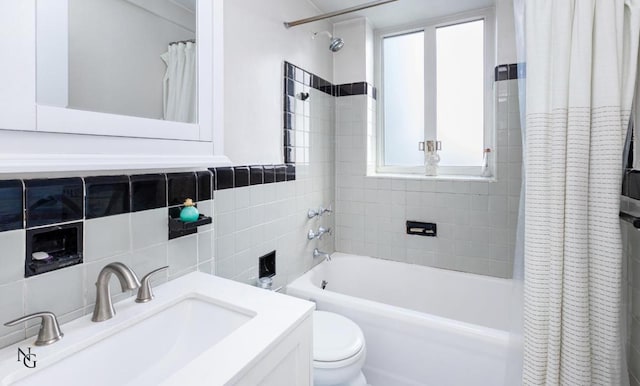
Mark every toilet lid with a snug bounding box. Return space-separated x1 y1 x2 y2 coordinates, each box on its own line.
313 311 364 362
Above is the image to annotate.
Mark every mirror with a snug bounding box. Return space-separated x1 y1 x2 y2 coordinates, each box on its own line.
37 0 198 124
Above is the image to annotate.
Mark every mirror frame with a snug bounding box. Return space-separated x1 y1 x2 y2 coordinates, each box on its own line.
0 0 226 173
35 0 214 142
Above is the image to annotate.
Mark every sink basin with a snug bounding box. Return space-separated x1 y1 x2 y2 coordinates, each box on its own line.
10 297 251 386
0 272 313 386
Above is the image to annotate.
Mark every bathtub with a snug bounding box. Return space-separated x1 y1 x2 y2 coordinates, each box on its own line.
287 253 513 386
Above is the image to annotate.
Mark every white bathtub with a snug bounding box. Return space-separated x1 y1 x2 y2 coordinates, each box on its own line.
287 253 513 386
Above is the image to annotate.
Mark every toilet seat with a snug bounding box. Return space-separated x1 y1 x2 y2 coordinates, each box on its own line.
313 311 365 369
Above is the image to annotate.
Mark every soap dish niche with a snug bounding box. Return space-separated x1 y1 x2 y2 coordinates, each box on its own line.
25 222 83 277
168 205 212 240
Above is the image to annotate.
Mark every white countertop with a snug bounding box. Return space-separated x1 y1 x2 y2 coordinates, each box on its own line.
0 272 315 385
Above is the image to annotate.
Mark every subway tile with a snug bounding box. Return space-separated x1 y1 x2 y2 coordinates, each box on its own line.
0 230 25 285
25 264 83 318
0 180 23 232
250 166 264 185
131 207 167 249
0 281 25 334
168 234 198 276
130 174 166 212
131 244 168 287
234 166 250 188
25 178 83 228
167 172 197 207
215 167 234 190
84 175 130 219
84 213 131 262
197 171 212 201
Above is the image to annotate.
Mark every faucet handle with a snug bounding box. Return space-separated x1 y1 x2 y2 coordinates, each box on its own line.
5 312 64 346
320 205 333 215
135 266 169 303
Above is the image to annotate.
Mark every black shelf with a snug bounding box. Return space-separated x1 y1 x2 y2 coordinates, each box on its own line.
168 214 212 240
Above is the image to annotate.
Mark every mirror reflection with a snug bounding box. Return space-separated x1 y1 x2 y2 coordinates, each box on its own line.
37 0 198 123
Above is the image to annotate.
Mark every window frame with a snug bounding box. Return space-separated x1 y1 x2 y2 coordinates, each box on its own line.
375 8 496 177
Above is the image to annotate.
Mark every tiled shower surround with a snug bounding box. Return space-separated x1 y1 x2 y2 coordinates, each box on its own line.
214 63 336 289
334 66 523 278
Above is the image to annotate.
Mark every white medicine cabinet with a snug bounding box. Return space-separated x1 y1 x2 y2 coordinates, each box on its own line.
0 0 227 173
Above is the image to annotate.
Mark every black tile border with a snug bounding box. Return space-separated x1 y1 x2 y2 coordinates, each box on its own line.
85 175 130 219
495 63 526 81
0 179 24 232
284 61 377 100
24 177 84 228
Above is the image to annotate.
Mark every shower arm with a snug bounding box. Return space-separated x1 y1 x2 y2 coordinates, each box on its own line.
283 0 398 29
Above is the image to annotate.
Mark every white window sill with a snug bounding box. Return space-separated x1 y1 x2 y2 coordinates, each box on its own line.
367 172 496 183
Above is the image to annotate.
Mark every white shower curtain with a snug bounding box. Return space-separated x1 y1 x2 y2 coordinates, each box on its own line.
523 1 640 385
161 41 197 123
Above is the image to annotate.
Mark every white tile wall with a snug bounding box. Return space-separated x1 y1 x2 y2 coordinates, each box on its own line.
335 79 522 278
0 199 215 348
214 88 335 289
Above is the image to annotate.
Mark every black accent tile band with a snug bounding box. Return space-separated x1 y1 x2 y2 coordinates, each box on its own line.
234 166 250 188
0 180 24 232
215 167 234 190
130 174 166 212
85 175 130 219
167 172 197 207
250 166 264 186
263 165 275 184
197 171 212 201
495 63 525 81
25 178 84 228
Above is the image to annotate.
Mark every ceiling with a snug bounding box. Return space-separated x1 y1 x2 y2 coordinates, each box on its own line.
309 0 495 29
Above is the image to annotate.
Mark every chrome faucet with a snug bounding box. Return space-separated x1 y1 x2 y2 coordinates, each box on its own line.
313 248 332 262
307 226 333 240
5 312 63 346
92 262 141 322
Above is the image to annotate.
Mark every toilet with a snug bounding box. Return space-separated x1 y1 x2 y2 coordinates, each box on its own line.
313 311 367 386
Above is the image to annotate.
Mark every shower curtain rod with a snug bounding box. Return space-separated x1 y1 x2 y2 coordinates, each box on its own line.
169 39 196 45
283 0 398 28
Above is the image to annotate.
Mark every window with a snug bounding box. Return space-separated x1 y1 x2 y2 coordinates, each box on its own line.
378 10 494 176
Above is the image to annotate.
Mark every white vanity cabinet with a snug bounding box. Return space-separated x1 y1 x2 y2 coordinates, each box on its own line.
0 0 228 173
232 315 313 386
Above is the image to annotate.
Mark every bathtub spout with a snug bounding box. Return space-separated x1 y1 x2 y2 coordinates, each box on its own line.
313 248 332 262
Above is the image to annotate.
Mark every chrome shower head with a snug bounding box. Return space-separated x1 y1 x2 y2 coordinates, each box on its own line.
313 31 344 52
329 37 344 52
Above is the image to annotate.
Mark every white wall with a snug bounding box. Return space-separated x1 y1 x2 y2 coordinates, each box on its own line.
224 0 333 165
67 0 194 120
333 18 371 85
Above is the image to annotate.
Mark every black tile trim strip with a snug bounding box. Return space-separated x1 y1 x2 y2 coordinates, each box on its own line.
284 61 376 100
210 164 295 190
495 63 526 81
0 165 298 234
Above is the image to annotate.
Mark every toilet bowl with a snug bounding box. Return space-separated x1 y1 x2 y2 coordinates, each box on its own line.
313 311 367 386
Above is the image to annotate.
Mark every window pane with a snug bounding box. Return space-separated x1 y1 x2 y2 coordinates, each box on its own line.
383 31 424 166
436 20 484 166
